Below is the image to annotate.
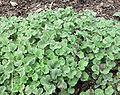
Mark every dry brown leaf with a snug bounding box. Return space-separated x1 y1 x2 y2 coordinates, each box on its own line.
35 8 42 13
10 1 18 7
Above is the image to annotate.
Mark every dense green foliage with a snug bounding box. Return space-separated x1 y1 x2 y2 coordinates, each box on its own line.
0 7 120 95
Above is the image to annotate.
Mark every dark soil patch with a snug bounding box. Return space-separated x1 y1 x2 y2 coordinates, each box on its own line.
0 0 120 94
0 0 120 19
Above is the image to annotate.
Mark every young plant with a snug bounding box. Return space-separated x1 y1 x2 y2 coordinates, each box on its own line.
0 7 120 95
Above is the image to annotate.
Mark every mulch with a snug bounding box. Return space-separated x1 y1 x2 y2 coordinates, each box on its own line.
0 0 120 20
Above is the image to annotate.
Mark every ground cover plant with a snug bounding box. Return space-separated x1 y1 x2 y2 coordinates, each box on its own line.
113 12 120 17
0 7 120 95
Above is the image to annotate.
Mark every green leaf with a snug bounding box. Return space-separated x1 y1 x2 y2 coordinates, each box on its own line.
30 81 40 87
5 62 14 74
32 73 38 81
76 70 82 78
78 59 88 70
67 70 77 79
95 89 104 95
4 52 14 60
61 39 68 47
20 75 28 83
107 51 114 60
93 58 101 65
88 53 94 60
81 72 89 81
117 72 120 78
86 89 95 95
77 51 84 58
15 67 25 77
24 66 32 72
68 88 75 94
68 77 78 87
37 39 50 49
8 43 17 51
58 57 65 66
1 92 8 95
105 86 114 95
92 47 99 53
0 86 6 93
114 36 120 46
50 41 61 51
92 73 98 79
100 68 110 74
117 85 120 91
59 90 69 95
97 21 106 28
1 46 9 53
44 84 56 94
62 66 70 74
80 92 86 95
1 38 9 45
57 78 67 89
54 19 63 29
14 50 24 60
92 64 99 74
25 85 32 95
51 69 61 80
118 67 120 71
106 61 116 69
81 41 88 49
14 60 22 66
0 74 9 84
40 75 51 86
103 73 113 81
32 88 39 94
113 12 120 17
12 86 19 92
103 36 113 44
0 65 4 73
97 49 105 58
115 53 120 59
37 88 43 95
112 45 120 53
34 48 44 59
108 30 115 37
43 65 49 74
55 48 65 56
68 35 76 42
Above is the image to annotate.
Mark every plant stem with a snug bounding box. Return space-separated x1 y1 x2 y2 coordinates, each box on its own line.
11 72 13 95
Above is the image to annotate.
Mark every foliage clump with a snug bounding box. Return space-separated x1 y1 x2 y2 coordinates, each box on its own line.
0 7 120 95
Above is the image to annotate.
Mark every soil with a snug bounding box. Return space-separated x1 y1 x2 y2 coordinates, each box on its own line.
0 0 120 95
0 0 120 19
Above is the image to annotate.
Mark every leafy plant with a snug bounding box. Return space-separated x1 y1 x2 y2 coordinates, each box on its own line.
113 12 120 17
0 7 120 95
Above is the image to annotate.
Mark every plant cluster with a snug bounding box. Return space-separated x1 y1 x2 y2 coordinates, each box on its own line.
0 7 120 95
